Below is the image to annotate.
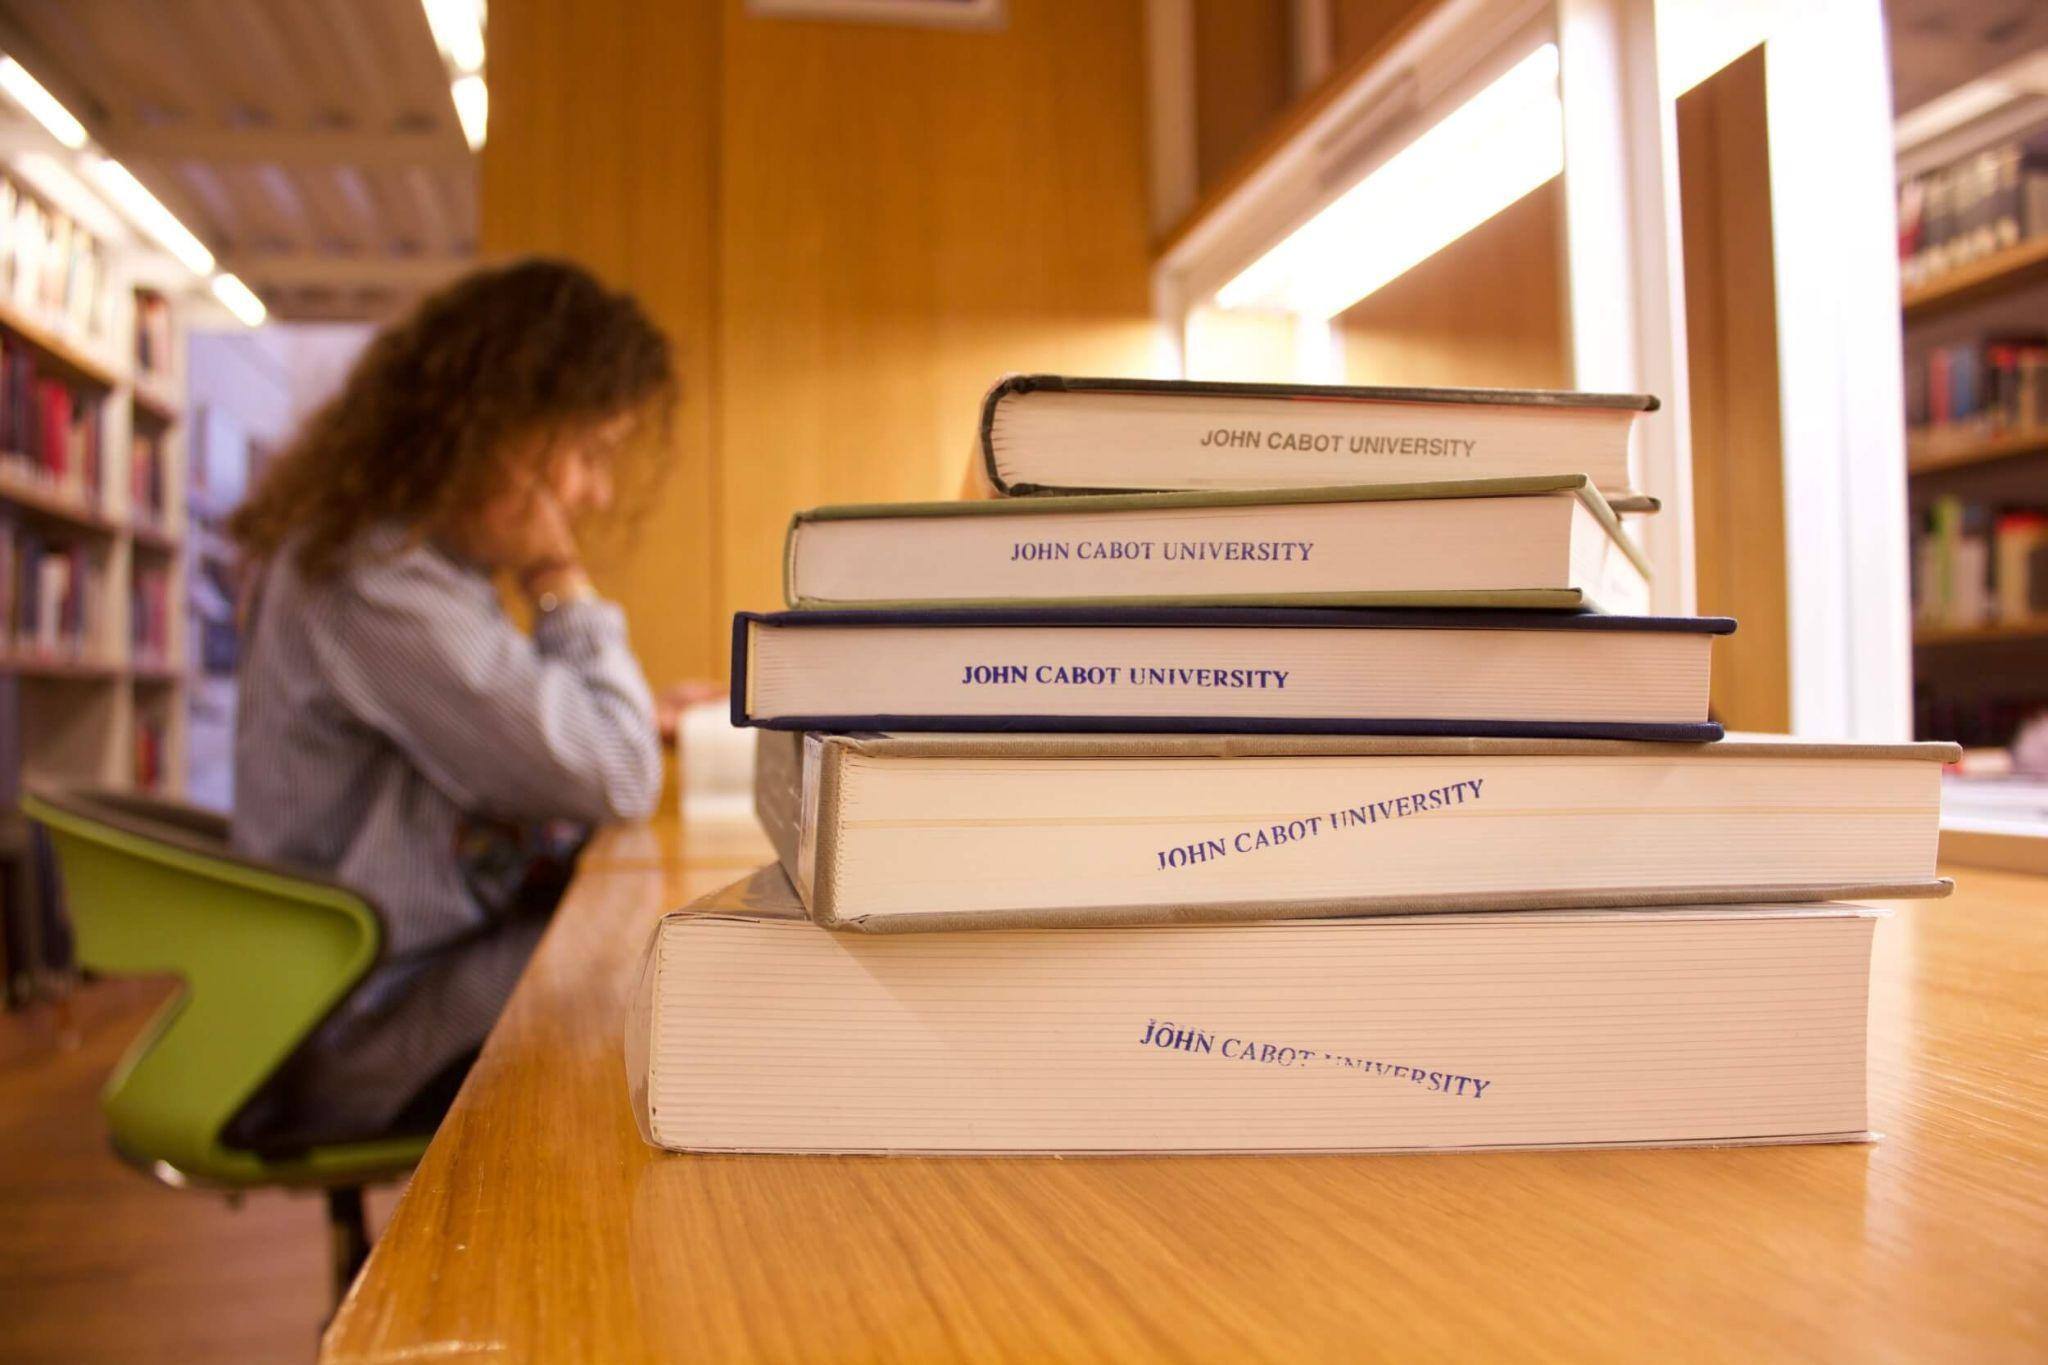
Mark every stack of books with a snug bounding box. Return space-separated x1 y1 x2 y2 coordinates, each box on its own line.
628 375 1954 1157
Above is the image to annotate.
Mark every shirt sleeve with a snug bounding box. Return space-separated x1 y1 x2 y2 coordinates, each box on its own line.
310 548 663 825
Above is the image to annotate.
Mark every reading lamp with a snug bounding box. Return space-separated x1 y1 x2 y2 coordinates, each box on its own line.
1216 41 1565 320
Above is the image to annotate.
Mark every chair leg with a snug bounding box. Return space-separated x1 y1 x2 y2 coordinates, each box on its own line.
325 1186 371 1310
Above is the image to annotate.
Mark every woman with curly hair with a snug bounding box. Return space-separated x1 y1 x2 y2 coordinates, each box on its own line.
225 258 678 1148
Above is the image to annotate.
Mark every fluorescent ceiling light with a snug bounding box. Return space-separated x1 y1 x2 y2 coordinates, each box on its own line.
451 73 488 151
0 56 86 149
86 156 214 275
210 272 266 327
1216 42 1563 319
422 0 486 76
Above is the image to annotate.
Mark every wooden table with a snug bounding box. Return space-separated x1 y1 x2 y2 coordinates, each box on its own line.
324 819 2048 1363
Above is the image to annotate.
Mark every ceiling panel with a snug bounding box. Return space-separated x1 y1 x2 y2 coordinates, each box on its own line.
0 0 478 320
1889 0 2048 113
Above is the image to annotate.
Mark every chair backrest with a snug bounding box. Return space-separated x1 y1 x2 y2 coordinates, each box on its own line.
22 787 390 1186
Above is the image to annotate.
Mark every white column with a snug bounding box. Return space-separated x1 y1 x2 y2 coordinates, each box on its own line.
1762 0 1912 740
1556 0 1696 614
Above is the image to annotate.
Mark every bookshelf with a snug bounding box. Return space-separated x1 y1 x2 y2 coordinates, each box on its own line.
1906 426 2048 475
1913 615 2048 648
0 169 192 1001
1900 233 2048 319
0 290 189 784
1897 121 2048 749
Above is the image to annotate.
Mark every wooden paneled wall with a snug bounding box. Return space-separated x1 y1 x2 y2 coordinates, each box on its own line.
1328 0 1433 71
1676 47 1791 732
1191 1 1292 191
480 0 722 683
483 0 1157 684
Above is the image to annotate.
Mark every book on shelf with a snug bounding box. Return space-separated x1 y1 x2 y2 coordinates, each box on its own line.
1913 495 2048 629
751 729 1955 932
2 512 100 660
130 427 166 527
0 336 102 508
974 375 1659 508
131 564 170 665
133 714 165 789
133 288 173 380
785 475 1649 613
732 605 1730 740
1907 334 2048 440
627 864 1883 1155
0 173 109 346
1898 131 2048 288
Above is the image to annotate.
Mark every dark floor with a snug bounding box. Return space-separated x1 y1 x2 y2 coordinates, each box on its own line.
0 979 401 1364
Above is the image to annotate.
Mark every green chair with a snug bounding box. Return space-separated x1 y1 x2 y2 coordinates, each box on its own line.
21 786 427 1305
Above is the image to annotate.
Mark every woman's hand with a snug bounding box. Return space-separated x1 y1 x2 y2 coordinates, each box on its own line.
470 480 592 602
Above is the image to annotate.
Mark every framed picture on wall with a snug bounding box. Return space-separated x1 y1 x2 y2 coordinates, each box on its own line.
745 0 1005 30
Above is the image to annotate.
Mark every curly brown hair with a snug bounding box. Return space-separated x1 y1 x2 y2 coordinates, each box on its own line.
230 257 676 578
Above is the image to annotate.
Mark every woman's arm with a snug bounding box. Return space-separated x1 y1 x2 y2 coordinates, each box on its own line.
310 545 663 825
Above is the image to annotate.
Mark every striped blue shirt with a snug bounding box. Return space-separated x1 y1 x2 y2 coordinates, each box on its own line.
233 523 662 956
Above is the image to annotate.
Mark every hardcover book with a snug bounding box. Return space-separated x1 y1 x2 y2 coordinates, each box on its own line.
733 606 1732 741
753 730 1956 931
786 475 1649 613
627 865 1881 1155
977 374 1659 507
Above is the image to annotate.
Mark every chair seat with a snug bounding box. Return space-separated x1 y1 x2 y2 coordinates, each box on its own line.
23 787 415 1190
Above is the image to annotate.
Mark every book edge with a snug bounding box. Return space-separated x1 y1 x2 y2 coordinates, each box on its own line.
823 879 1953 933
790 475 1604 523
820 731 1962 764
989 373 1663 411
737 606 1736 634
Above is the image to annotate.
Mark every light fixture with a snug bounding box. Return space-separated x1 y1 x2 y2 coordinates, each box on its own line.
1216 42 1563 319
86 156 214 275
0 56 86 149
422 1 486 153
210 272 266 328
1894 48 2048 152
422 0 486 76
451 73 488 151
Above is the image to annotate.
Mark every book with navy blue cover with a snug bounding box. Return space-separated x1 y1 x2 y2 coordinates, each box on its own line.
731 606 1735 741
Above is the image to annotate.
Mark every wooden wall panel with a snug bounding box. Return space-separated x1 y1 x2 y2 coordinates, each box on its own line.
716 0 1157 623
1677 47 1790 732
481 0 722 686
1336 179 1570 389
1191 0 1293 192
484 0 1156 682
1328 0 1435 70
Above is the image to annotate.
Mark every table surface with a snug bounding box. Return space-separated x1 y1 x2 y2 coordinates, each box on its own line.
323 818 2048 1363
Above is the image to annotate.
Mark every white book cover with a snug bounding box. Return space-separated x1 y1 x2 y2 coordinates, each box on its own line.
628 866 1879 1156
